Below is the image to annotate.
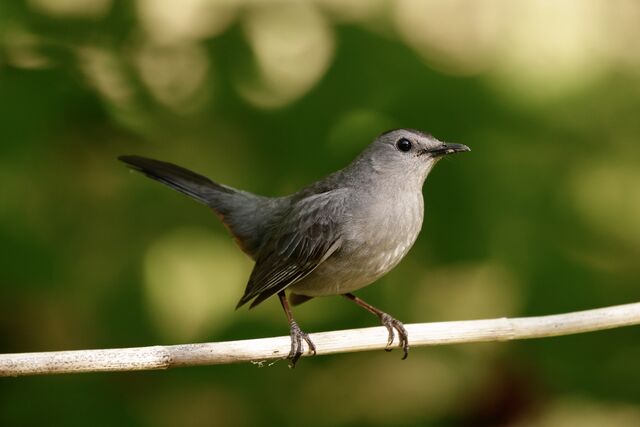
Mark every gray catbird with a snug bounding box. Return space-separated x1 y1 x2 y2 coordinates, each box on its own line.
119 129 469 365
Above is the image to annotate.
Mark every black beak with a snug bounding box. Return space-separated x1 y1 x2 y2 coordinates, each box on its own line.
425 142 470 157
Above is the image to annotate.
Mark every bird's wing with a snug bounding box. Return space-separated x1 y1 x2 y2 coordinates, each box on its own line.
236 188 350 309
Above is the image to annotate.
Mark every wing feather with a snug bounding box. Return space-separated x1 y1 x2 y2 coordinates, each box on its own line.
236 189 350 308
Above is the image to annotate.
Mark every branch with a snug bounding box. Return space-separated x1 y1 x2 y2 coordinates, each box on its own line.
2 302 640 377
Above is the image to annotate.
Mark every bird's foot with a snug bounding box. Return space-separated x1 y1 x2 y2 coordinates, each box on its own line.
287 320 316 368
379 313 409 359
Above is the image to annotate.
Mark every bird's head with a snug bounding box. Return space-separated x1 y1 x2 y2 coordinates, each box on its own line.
359 128 470 188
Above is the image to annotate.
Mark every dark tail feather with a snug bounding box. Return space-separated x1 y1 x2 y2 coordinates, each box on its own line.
119 155 278 259
118 155 235 205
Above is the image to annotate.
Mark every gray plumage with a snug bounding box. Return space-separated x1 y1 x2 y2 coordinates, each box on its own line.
119 129 469 364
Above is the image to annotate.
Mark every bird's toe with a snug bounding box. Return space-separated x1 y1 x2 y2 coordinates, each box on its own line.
379 313 410 359
287 321 315 367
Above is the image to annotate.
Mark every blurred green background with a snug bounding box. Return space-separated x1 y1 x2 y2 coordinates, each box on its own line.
2 0 640 426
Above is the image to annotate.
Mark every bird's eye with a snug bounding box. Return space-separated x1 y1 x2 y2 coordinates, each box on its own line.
396 138 412 152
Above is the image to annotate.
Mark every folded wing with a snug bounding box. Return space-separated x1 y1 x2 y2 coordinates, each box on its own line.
237 189 350 308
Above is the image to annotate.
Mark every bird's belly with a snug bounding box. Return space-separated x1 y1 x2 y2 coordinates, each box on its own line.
290 243 414 296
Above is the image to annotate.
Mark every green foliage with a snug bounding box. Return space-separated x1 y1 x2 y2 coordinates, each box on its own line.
2 2 640 426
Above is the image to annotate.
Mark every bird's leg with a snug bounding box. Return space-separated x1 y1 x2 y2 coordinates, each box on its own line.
278 291 316 367
342 293 409 359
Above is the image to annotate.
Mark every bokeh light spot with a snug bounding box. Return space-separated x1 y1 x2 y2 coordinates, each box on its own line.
515 397 640 427
393 0 502 75
77 46 134 106
136 0 238 44
28 0 112 18
133 41 211 112
237 3 334 108
143 227 251 341
412 262 522 321
489 0 609 102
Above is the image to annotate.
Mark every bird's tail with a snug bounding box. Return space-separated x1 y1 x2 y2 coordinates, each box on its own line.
119 155 237 202
119 155 270 258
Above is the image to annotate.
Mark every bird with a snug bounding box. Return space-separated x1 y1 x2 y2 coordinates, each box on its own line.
119 129 470 366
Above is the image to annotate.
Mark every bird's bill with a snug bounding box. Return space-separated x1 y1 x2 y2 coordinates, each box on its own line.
426 142 471 157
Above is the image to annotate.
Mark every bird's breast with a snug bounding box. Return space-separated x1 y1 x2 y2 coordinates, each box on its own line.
348 190 424 275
